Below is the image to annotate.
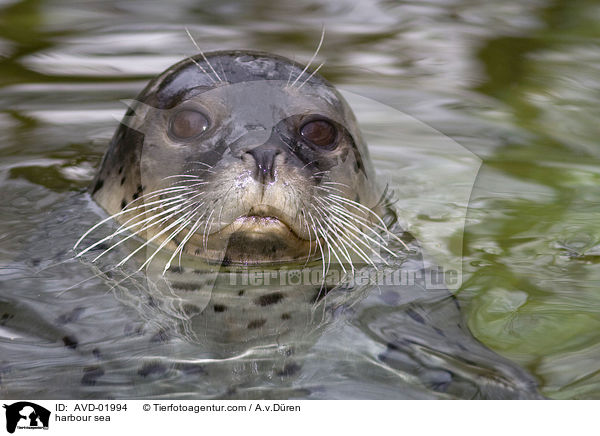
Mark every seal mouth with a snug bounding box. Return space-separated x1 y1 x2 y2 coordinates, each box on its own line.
201 204 315 265
211 204 303 240
145 204 313 265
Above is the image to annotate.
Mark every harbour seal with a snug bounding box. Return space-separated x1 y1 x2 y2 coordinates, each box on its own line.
69 49 408 366
82 50 396 272
53 49 542 398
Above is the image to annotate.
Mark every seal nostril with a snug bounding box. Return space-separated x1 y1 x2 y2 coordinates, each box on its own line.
246 147 282 183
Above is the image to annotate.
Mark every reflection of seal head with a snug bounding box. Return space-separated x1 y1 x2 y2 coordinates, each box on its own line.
89 51 390 267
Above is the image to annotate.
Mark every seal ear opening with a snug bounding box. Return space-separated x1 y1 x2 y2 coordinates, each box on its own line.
116 99 155 132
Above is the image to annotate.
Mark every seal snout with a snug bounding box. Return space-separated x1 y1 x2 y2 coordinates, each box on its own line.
246 144 283 184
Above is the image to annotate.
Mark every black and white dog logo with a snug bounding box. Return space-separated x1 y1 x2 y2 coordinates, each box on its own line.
3 402 50 434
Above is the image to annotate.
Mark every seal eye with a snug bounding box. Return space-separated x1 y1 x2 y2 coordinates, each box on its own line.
169 110 209 140
300 119 337 149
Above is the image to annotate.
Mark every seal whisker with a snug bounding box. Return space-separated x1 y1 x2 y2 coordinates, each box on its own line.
176 214 205 267
322 180 352 190
163 210 206 273
157 180 209 191
162 212 195 270
185 162 216 174
73 193 188 252
134 208 203 273
327 194 408 250
218 59 228 83
171 208 210 272
163 174 204 180
306 210 327 279
123 188 191 207
314 197 383 267
120 188 189 209
91 195 205 263
119 184 197 208
111 199 190 240
325 215 389 266
184 27 223 83
187 56 218 85
314 185 346 195
315 224 345 274
91 208 182 263
327 202 403 252
322 200 389 243
186 161 214 169
56 259 132 297
300 209 315 268
74 186 192 250
74 208 139 251
300 159 322 171
372 182 394 210
161 181 209 191
171 204 209 258
289 26 325 89
209 181 238 239
285 55 297 88
320 199 399 257
114 188 207 235
323 215 386 267
297 61 325 90
148 182 208 193
311 204 355 273
329 225 377 269
117 206 199 269
309 202 348 272
77 197 188 257
202 208 215 253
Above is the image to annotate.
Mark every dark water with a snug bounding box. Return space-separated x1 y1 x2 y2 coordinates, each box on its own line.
0 0 598 399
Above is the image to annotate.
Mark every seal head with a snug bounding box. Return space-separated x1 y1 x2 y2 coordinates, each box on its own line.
90 51 384 266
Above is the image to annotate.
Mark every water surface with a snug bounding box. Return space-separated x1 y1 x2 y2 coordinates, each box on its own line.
1 0 599 399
